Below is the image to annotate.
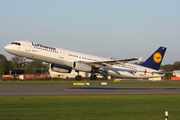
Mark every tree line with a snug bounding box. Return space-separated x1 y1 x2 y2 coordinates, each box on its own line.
0 54 48 75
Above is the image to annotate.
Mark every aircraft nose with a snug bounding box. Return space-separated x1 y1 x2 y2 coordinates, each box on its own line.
4 45 11 52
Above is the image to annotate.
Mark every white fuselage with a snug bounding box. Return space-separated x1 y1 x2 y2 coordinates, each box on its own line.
4 41 164 78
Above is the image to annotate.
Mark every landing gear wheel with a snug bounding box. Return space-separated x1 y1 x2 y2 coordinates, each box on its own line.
75 75 82 81
90 74 97 80
21 63 24 67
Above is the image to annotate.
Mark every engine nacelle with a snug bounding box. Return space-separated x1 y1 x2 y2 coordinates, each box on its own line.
73 61 92 72
51 64 72 73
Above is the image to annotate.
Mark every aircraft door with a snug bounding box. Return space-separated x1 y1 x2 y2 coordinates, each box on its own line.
26 42 31 52
59 50 64 59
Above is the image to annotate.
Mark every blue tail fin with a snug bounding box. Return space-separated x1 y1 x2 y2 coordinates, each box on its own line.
141 47 167 70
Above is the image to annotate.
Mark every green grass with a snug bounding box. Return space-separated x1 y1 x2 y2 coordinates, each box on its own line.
0 95 180 120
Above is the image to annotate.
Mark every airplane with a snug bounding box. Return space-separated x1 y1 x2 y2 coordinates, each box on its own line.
4 40 167 80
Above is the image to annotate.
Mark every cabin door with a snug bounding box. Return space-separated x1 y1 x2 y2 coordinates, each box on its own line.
26 42 31 52
59 50 64 59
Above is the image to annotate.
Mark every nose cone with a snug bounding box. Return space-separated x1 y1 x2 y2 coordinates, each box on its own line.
4 45 11 52
4 44 17 55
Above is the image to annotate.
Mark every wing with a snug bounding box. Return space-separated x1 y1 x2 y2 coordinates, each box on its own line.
82 58 141 69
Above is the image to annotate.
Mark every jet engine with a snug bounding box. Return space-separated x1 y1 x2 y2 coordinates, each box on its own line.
73 61 92 72
51 64 72 73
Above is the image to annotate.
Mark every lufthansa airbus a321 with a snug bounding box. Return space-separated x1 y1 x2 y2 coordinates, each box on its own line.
4 40 166 80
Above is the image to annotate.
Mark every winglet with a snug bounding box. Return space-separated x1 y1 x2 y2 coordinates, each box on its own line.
138 57 143 61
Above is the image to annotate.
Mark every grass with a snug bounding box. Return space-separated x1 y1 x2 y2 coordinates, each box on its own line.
0 80 180 119
0 95 180 120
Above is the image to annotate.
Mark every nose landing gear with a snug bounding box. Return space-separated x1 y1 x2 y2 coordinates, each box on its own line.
20 57 26 67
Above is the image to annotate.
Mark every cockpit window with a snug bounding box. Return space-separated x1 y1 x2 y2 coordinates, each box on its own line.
11 42 21 46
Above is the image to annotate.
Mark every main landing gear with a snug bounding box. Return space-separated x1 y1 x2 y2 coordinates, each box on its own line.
20 57 26 67
75 72 97 81
90 74 97 80
75 71 82 80
90 68 97 80
75 75 82 81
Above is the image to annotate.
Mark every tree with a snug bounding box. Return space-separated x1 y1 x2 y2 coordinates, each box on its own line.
11 56 23 68
25 61 43 74
173 61 180 70
4 60 14 74
161 64 174 72
0 54 8 75
161 61 180 72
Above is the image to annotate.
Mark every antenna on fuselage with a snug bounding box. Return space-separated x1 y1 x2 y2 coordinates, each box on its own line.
27 39 29 41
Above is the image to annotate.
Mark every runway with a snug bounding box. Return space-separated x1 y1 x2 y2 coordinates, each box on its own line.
0 85 180 96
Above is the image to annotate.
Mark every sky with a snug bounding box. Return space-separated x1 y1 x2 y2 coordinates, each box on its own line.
1 0 180 65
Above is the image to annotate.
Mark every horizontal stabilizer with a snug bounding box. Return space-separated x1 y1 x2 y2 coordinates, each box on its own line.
151 71 173 74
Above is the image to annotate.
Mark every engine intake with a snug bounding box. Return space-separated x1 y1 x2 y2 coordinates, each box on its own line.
51 64 72 73
73 61 92 72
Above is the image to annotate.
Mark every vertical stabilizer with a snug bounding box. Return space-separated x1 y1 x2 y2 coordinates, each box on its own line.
141 47 166 70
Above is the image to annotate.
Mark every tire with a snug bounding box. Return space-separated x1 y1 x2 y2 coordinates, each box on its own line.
90 74 97 80
21 63 24 67
75 75 82 81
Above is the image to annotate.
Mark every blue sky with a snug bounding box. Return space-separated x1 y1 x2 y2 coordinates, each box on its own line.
1 0 180 65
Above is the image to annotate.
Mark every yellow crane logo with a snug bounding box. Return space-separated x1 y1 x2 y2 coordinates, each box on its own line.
153 52 162 63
